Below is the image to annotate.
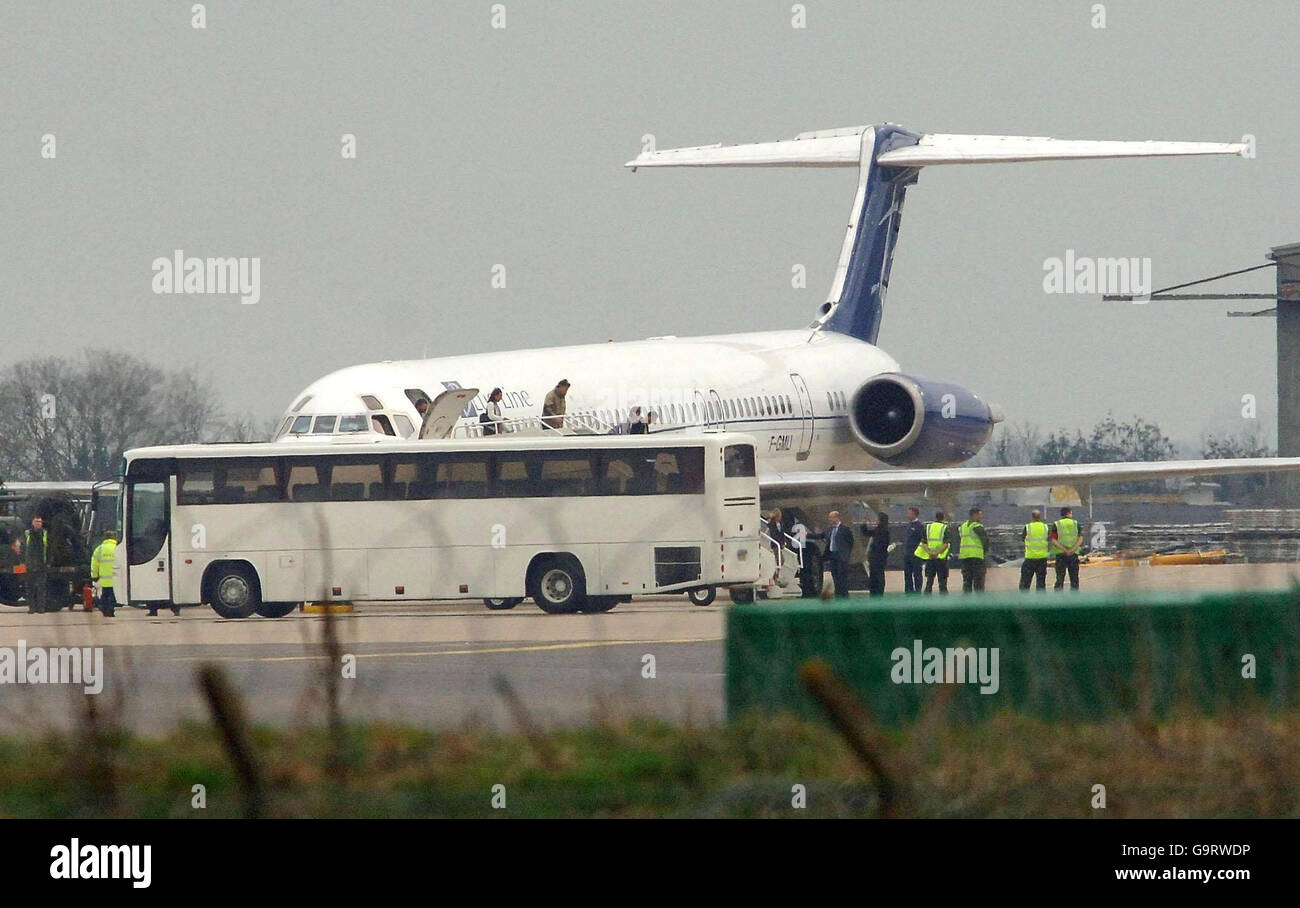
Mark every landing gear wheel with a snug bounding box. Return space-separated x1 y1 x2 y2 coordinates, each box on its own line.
582 596 618 613
687 587 717 607
255 601 296 618
529 556 586 614
484 597 522 610
209 564 260 619
728 586 755 604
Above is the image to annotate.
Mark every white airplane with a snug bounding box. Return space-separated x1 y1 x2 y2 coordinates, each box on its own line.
275 124 1300 508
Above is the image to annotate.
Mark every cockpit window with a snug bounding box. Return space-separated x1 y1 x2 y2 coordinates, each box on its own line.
393 414 415 438
361 395 383 411
339 415 368 433
292 395 313 412
371 415 396 436
312 415 337 434
290 415 312 434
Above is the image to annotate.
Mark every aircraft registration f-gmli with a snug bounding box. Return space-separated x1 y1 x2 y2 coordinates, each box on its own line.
275 124 1300 506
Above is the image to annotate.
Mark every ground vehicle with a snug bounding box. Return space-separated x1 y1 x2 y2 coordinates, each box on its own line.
0 481 119 608
119 433 762 617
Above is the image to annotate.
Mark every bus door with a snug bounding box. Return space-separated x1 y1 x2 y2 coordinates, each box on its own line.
124 464 172 605
789 372 814 461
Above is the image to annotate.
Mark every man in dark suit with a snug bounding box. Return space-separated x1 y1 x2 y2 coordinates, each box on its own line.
902 506 924 594
811 510 854 598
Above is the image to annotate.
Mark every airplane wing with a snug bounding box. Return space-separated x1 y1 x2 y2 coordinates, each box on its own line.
759 457 1300 499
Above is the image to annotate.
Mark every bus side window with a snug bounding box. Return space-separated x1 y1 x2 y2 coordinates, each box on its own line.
327 458 383 500
723 444 756 477
178 465 216 505
599 454 635 495
534 454 595 497
287 463 325 501
434 456 489 499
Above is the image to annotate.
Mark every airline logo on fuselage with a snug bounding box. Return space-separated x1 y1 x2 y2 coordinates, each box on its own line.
441 381 535 420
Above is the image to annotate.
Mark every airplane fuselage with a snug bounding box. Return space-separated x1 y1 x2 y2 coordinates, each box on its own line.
280 329 901 474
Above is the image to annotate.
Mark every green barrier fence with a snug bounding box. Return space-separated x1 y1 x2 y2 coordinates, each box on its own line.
726 590 1300 725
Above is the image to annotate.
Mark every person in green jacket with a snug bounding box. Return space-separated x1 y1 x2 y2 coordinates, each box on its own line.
90 530 118 617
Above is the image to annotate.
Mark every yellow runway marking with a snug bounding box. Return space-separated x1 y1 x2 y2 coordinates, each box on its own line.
160 636 722 663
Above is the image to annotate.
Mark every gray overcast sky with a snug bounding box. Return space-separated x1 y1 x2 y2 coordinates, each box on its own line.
2 1 1295 449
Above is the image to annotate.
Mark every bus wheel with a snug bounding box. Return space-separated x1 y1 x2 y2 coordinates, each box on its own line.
255 601 296 618
728 586 755 604
529 556 585 614
483 597 522 610
209 564 259 619
687 587 716 607
583 596 618 613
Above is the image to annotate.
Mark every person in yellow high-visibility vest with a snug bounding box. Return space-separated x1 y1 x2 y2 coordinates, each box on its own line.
958 507 989 593
1050 506 1082 591
914 510 952 594
90 530 118 618
1019 509 1050 591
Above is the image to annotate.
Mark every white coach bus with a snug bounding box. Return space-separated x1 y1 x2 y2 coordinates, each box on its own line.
118 433 761 617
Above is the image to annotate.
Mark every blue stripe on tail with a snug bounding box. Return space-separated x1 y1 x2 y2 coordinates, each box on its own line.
822 125 922 345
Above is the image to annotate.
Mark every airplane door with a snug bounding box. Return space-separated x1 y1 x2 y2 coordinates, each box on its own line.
789 373 814 461
709 389 727 431
418 387 480 439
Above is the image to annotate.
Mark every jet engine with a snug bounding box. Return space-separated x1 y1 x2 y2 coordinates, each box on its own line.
848 373 999 468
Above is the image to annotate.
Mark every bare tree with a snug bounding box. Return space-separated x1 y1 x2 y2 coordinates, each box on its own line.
0 350 228 481
971 420 1042 467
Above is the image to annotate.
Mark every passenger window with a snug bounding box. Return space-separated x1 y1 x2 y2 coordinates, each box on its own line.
178 467 215 505
312 415 337 434
327 458 383 500
495 453 594 497
724 444 756 478
392 459 422 499
290 415 312 434
179 460 279 504
599 454 637 494
432 455 489 499
617 447 704 495
287 463 327 501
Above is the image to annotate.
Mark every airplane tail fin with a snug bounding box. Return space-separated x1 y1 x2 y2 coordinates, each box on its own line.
627 126 1247 344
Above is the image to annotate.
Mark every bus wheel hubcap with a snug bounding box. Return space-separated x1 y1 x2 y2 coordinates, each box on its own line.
542 570 571 602
219 576 249 607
